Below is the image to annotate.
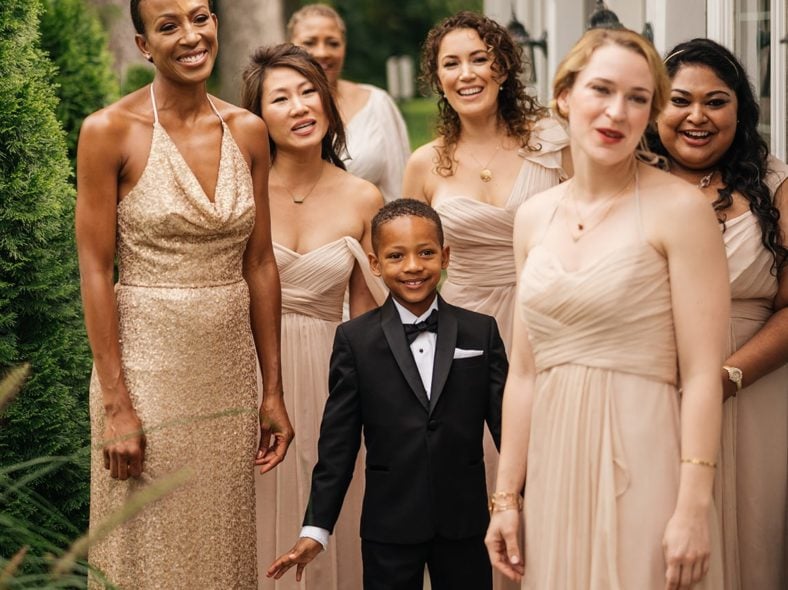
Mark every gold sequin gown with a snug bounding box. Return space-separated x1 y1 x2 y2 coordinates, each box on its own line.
88 87 258 589
256 237 384 590
716 156 788 590
517 184 723 589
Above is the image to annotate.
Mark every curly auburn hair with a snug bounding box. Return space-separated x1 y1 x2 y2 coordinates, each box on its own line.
419 11 547 177
647 38 786 274
240 43 347 169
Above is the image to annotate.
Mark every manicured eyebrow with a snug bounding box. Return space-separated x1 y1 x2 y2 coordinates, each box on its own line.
589 77 650 93
671 88 732 98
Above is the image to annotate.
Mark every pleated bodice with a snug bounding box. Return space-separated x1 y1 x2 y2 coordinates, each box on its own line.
520 245 677 384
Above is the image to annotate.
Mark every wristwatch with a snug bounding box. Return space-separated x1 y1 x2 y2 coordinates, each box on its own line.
722 365 743 394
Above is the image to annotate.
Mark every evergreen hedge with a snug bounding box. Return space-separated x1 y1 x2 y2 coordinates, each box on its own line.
0 0 92 570
39 0 119 167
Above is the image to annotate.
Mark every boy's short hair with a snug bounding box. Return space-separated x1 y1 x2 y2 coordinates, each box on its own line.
371 199 444 252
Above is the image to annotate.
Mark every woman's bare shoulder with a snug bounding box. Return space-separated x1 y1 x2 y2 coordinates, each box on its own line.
79 88 151 149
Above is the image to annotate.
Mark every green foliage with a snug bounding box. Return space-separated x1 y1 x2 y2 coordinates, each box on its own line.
289 0 483 89
0 0 92 571
38 0 119 168
399 97 438 150
122 64 155 96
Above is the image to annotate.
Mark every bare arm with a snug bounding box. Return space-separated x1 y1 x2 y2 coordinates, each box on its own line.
401 144 434 203
484 203 539 583
656 187 730 589
720 180 788 398
75 112 145 481
234 113 293 473
348 185 384 318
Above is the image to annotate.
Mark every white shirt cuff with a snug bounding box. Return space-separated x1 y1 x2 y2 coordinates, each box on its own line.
300 526 329 550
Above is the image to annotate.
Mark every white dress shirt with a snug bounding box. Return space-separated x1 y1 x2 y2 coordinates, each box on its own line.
301 297 440 550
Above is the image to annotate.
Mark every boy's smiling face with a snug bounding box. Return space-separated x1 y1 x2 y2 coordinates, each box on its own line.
369 215 450 317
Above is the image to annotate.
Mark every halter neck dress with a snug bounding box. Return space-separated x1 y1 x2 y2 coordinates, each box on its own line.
88 86 258 588
517 177 723 589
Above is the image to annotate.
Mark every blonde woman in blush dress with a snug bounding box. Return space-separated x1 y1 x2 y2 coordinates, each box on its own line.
650 38 788 590
241 44 385 590
486 28 728 589
76 0 292 587
288 4 410 203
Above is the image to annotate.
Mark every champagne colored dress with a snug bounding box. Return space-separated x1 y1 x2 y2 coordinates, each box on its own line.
435 117 567 590
88 87 258 588
517 182 723 589
256 237 385 590
716 156 788 590
345 84 410 203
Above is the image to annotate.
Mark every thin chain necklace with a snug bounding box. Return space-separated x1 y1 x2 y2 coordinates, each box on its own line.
566 171 636 242
466 144 501 183
272 162 324 204
698 170 715 188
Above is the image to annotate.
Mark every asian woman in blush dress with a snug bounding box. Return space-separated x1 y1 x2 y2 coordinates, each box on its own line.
486 28 728 590
241 43 385 590
401 16 569 588
649 38 787 590
287 4 410 203
76 0 292 587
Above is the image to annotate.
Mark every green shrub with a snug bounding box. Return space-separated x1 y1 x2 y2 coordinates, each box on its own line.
38 0 119 168
0 0 92 571
122 64 155 95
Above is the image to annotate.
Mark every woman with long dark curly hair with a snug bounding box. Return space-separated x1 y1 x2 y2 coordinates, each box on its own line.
402 13 570 590
648 37 787 590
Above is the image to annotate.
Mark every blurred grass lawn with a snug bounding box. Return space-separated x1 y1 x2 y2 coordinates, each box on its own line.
399 96 438 151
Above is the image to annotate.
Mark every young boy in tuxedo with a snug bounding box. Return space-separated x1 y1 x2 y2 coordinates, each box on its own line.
267 199 507 590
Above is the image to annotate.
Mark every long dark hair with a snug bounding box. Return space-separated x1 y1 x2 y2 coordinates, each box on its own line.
648 38 786 274
419 11 547 177
240 43 347 169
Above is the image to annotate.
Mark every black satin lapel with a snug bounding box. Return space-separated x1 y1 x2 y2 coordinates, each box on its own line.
429 299 458 415
381 299 430 411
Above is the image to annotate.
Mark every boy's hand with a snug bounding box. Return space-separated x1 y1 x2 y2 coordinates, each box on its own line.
266 537 323 581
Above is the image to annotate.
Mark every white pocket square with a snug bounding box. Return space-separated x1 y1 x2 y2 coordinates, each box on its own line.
453 348 484 359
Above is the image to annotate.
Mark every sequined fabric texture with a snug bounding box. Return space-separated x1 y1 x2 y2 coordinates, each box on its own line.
88 110 258 589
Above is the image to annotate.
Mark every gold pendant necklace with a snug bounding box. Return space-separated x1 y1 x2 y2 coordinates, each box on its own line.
698 170 715 188
467 144 501 183
273 162 324 204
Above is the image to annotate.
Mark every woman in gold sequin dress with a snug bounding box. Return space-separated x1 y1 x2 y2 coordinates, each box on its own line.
485 29 728 589
241 44 385 590
75 1 293 587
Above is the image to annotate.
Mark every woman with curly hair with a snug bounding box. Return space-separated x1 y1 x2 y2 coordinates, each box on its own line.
402 13 569 589
648 38 787 590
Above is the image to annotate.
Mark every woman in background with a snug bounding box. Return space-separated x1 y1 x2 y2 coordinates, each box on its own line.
650 38 787 590
241 43 385 590
287 3 410 202
486 28 727 589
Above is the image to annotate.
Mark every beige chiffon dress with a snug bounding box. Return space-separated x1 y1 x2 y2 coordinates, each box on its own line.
88 87 258 588
517 183 723 589
435 117 568 590
716 156 788 590
256 237 385 590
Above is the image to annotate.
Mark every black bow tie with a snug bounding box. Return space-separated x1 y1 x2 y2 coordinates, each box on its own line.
403 309 439 344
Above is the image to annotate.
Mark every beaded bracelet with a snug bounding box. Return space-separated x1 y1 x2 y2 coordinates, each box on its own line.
488 491 523 513
681 457 717 469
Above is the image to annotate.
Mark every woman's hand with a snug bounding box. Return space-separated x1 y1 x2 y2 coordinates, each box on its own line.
256 394 294 474
484 509 524 582
102 401 145 480
662 508 711 589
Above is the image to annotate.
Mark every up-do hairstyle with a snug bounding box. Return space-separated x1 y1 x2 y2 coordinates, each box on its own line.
552 27 669 124
420 11 547 177
648 38 786 273
130 0 215 35
286 3 346 40
371 199 445 252
240 43 347 169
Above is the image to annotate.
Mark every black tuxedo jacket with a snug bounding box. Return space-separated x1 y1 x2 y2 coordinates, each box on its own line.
304 295 507 544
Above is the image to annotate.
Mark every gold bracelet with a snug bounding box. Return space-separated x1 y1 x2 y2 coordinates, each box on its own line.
681 457 717 469
488 491 523 513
